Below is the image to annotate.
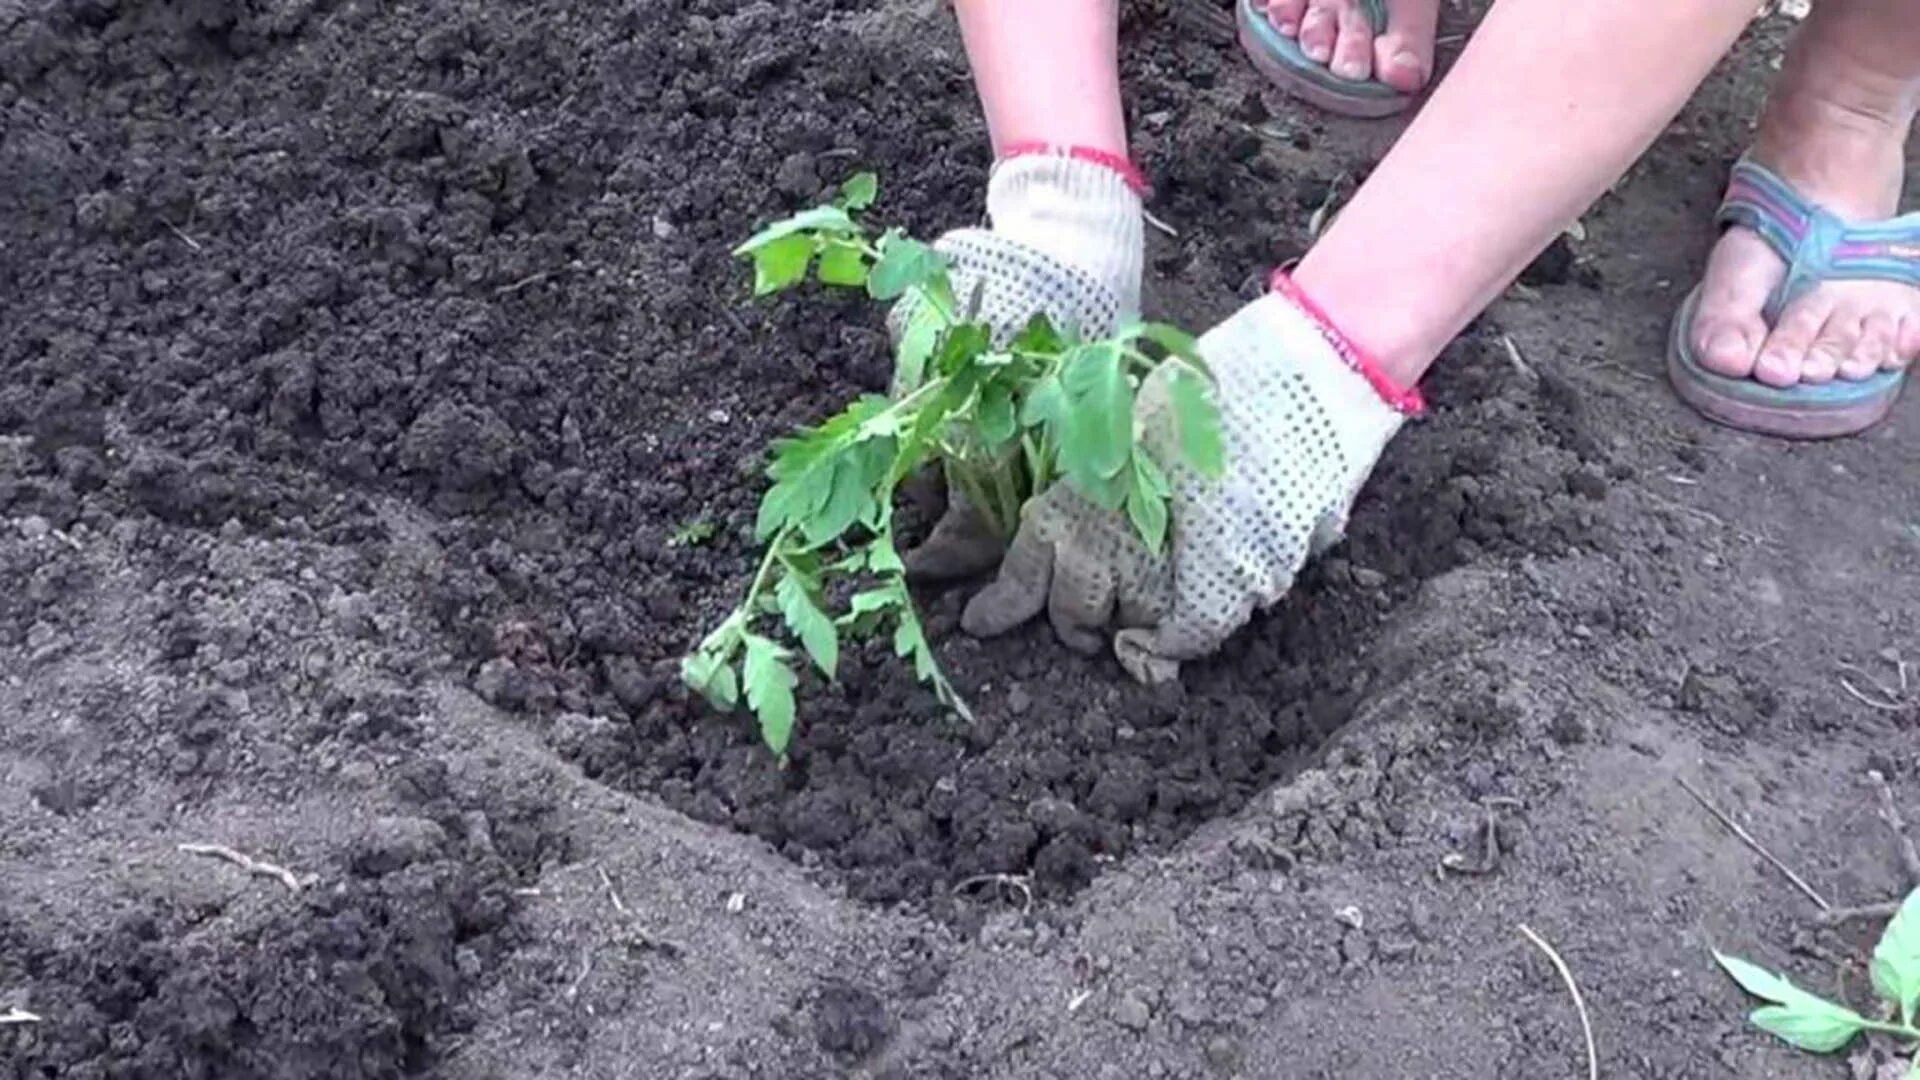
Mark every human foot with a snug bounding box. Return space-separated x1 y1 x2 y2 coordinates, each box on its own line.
1685 25 1920 392
1250 0 1438 93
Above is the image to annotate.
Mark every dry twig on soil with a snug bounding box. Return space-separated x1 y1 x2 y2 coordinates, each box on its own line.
1519 924 1598 1080
953 873 1034 915
1676 775 1832 912
1814 772 1920 928
598 865 629 915
177 842 306 893
0 1008 42 1025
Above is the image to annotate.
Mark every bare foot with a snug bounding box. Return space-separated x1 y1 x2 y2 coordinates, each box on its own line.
1689 5 1920 388
1259 0 1439 93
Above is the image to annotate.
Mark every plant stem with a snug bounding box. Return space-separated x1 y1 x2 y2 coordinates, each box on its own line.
986 455 1024 541
1855 1017 1920 1040
738 527 792 616
948 462 1003 540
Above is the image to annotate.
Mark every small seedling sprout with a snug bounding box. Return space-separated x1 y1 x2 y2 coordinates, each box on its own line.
682 172 1225 756
1715 885 1920 1075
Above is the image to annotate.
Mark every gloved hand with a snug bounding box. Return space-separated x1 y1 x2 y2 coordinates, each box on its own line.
888 150 1144 580
959 276 1424 683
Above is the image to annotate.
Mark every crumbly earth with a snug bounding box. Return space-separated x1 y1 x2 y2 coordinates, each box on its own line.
4 0 1918 1076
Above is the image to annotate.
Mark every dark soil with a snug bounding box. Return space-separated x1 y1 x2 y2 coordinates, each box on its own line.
5 0 1919 1076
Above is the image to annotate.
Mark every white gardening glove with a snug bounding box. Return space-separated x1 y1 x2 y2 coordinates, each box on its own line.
960 282 1423 683
889 152 1144 580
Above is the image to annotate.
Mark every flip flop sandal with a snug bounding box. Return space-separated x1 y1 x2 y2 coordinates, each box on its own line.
1668 157 1917 439
1235 0 1413 118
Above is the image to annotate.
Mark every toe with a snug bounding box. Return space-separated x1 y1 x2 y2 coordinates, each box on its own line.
1801 316 1857 384
1267 0 1307 35
1298 0 1338 62
1897 315 1920 369
1689 231 1780 378
1330 1 1374 81
1844 313 1894 381
1695 317 1766 379
1372 0 1438 93
1753 297 1834 387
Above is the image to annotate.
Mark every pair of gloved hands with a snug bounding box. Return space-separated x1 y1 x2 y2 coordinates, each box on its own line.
893 153 1418 684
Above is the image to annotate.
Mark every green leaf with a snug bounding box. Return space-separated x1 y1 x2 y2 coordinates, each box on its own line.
733 205 857 256
1716 952 1804 1005
837 586 898 634
803 457 872 547
868 233 946 300
934 322 992 380
1872 887 1920 1024
775 575 838 679
1020 375 1066 431
1715 951 1867 1053
1010 313 1064 356
1748 1004 1864 1054
1169 367 1226 479
1077 464 1132 513
742 635 797 755
838 171 878 211
895 302 941 390
749 234 813 295
1060 344 1132 482
1125 458 1169 554
867 540 905 575
892 606 938 684
682 652 739 711
816 240 869 287
978 382 1017 446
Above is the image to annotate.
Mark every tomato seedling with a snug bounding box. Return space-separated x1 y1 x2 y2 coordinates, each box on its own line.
1715 885 1920 1073
682 172 1224 756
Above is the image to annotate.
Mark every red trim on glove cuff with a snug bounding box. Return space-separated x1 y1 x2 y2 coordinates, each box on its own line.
1269 270 1426 416
998 141 1151 197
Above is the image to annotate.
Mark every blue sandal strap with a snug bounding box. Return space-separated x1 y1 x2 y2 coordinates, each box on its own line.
1716 157 1920 321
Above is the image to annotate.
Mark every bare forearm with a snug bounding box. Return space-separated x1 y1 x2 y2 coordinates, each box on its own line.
1296 0 1761 385
953 0 1129 156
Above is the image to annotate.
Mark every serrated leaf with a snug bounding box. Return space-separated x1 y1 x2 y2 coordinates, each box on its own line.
1872 888 1920 1023
742 636 797 755
837 586 898 634
848 588 897 615
1125 455 1169 554
750 234 813 295
775 575 838 679
803 457 873 547
978 382 1017 446
1716 952 1802 1005
816 240 868 287
1716 950 1867 1052
1169 367 1225 479
1748 1003 1864 1053
894 302 941 391
1060 344 1132 483
839 171 878 210
733 205 858 256
868 233 945 300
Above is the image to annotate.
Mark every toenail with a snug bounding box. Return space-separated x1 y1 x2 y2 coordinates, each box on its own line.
1392 49 1419 72
1333 57 1365 79
1705 328 1748 364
